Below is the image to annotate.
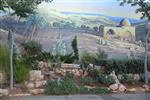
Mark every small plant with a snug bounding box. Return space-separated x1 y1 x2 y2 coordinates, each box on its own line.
45 72 77 95
80 77 93 86
98 74 115 85
120 74 134 84
14 60 30 83
78 86 89 94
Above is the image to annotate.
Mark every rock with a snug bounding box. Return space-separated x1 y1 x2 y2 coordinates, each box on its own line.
110 71 120 84
109 84 119 91
133 74 140 81
0 89 9 96
29 70 44 81
127 88 136 92
29 89 44 95
143 85 150 92
118 84 126 92
26 82 34 89
35 80 47 88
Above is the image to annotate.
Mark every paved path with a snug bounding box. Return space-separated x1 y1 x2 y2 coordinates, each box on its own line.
7 93 150 100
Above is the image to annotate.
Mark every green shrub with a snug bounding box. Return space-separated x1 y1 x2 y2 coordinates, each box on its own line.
98 74 115 85
14 60 30 83
78 86 89 94
22 41 42 70
88 67 99 80
80 52 96 65
80 77 93 85
23 41 42 56
98 59 150 74
90 87 112 94
120 74 134 84
45 72 77 95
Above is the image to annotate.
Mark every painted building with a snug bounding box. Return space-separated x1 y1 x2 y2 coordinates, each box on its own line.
99 18 135 42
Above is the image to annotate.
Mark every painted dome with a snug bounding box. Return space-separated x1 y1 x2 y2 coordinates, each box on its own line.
119 18 131 26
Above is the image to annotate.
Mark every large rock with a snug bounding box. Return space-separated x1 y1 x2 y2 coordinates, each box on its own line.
143 85 150 92
26 82 34 89
29 89 44 95
133 74 140 81
118 84 126 92
29 70 44 81
109 84 119 91
0 89 9 96
35 80 47 88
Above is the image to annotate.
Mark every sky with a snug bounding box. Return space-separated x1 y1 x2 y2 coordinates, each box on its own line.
39 0 142 19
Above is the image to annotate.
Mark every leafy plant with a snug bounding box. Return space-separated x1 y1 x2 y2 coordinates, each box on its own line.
98 74 115 85
80 77 93 86
14 60 30 83
45 72 77 95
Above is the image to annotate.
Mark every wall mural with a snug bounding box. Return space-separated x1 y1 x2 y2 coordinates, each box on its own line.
0 0 150 59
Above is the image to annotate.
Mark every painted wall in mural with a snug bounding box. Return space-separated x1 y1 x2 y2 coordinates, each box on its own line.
0 0 149 59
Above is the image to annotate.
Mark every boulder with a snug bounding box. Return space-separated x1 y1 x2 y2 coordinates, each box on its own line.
29 89 44 95
133 74 140 81
0 89 9 96
26 82 34 89
118 84 126 92
29 70 44 81
35 80 47 88
143 85 150 92
109 84 119 91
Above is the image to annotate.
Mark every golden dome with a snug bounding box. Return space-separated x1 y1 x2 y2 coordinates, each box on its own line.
119 18 131 26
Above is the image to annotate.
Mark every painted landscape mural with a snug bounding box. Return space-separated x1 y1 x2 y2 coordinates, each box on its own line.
0 0 148 60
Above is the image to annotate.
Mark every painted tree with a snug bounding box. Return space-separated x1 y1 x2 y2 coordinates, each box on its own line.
118 0 150 84
72 35 79 61
0 0 53 89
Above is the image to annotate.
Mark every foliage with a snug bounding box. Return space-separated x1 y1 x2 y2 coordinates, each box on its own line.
60 53 75 63
90 87 112 94
88 67 99 80
0 44 10 83
98 59 150 74
118 0 150 20
23 41 42 56
0 0 53 18
80 50 107 65
98 74 115 85
14 60 30 83
72 35 79 61
0 44 10 72
120 74 134 84
80 77 93 86
22 41 42 69
80 52 96 65
45 72 77 95
78 86 89 94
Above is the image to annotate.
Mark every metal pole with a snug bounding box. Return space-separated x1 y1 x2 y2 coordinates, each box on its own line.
144 31 149 84
10 32 14 90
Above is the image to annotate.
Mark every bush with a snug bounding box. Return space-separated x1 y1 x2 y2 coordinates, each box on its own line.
78 86 89 94
98 74 115 85
120 74 134 84
80 77 93 86
22 41 42 70
45 72 77 95
14 60 30 83
98 59 150 74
